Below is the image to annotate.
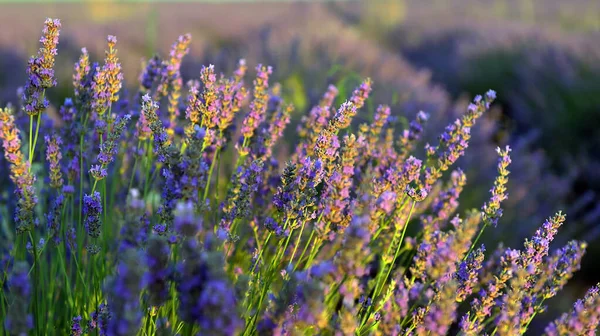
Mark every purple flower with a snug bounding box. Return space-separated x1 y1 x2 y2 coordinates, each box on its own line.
349 78 372 112
22 19 61 116
1 105 38 233
97 114 131 166
377 191 397 215
4 262 33 334
240 64 273 140
539 240 586 299
66 226 77 252
46 193 65 244
424 92 496 187
145 235 171 307
456 245 485 302
83 191 102 239
88 303 110 335
421 168 466 233
220 160 263 232
314 102 356 163
105 249 144 336
118 190 149 252
261 266 331 333
156 33 191 99
481 146 512 227
264 217 285 236
73 48 90 99
139 55 162 92
70 316 83 336
399 110 429 159
59 97 76 123
296 84 338 159
176 238 242 334
545 284 600 336
174 201 201 237
417 281 459 336
142 94 171 162
521 212 565 273
89 164 107 180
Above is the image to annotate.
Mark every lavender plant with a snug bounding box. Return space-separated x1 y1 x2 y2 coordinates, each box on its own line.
0 18 598 336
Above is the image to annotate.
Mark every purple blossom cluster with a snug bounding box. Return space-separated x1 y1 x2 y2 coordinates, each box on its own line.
22 18 60 116
0 18 598 336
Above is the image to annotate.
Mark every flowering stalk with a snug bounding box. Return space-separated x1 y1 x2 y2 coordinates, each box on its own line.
0 19 598 336
157 33 191 101
545 283 600 335
0 107 37 234
465 145 511 258
23 18 61 171
237 64 272 162
90 114 131 193
45 134 64 190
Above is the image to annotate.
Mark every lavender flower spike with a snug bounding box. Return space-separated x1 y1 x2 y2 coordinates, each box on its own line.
545 283 600 335
22 18 61 116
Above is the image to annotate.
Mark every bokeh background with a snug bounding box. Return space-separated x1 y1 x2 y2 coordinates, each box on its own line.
0 0 599 332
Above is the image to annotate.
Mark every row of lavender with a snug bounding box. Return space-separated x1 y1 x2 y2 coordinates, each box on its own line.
0 4 576 253
382 10 600 242
0 18 598 336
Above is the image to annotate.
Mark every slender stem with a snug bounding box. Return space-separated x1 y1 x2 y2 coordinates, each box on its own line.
361 201 416 329
305 237 322 270
294 230 315 271
250 232 272 274
202 147 220 202
523 298 546 331
128 140 141 191
78 113 90 236
379 201 416 295
28 231 39 335
288 220 307 267
128 158 138 189
91 179 99 194
235 137 249 168
464 223 487 261
31 112 42 166
28 115 33 170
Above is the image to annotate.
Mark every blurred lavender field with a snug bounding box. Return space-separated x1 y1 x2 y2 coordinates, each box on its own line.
0 0 599 331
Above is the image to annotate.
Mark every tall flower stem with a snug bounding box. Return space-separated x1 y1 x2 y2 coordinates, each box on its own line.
294 229 316 271
28 90 45 171
202 146 220 203
464 223 487 260
288 220 307 267
360 200 416 330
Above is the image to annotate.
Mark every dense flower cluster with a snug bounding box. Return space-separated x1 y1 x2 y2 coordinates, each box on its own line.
22 18 61 116
45 134 64 189
0 106 38 233
91 35 123 119
0 18 597 336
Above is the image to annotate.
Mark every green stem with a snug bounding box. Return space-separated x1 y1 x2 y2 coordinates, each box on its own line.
202 147 220 202
523 298 546 331
28 231 39 335
288 220 307 267
128 144 140 191
294 230 315 271
27 90 45 171
464 223 487 261
378 201 416 296
250 232 272 274
28 115 33 169
30 112 42 167
361 201 416 329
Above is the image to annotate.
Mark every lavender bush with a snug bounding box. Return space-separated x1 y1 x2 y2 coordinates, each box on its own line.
0 18 599 336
